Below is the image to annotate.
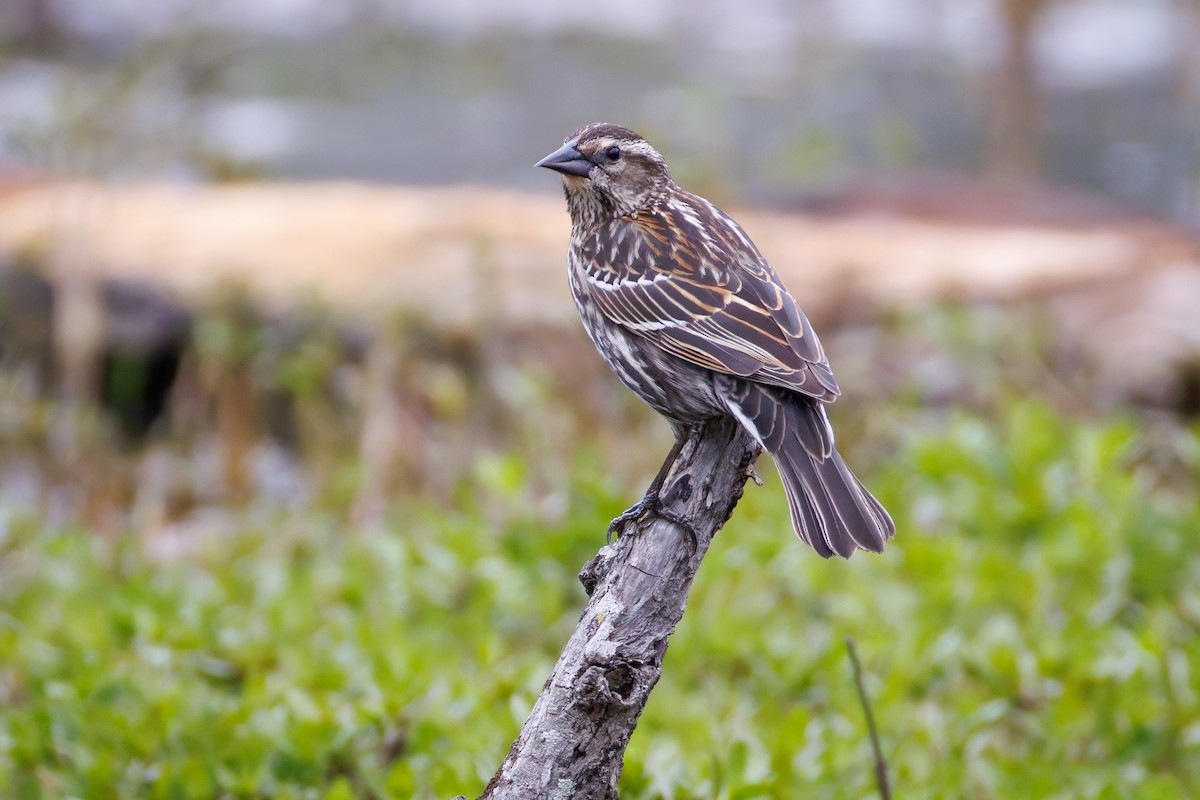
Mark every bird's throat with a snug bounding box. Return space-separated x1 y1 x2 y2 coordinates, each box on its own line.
563 180 617 232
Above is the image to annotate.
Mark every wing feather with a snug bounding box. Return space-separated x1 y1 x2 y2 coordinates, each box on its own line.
579 199 840 402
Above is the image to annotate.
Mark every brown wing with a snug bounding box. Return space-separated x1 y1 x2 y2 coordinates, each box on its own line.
578 194 840 402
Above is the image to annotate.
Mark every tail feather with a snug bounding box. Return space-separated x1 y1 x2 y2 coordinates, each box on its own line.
775 444 893 558
722 381 895 558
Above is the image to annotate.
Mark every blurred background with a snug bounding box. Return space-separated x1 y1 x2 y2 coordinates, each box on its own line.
2 0 1198 212
1 1 1199 798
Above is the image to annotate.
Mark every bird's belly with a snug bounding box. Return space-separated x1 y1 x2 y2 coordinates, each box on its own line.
571 291 723 424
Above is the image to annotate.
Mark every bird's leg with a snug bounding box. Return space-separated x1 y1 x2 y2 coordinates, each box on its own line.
607 425 699 545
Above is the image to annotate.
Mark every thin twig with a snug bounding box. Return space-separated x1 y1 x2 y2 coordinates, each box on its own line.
846 637 891 800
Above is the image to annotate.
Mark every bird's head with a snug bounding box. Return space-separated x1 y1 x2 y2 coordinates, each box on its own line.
536 123 670 225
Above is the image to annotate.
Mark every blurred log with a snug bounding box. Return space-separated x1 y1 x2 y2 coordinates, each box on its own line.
479 416 760 800
0 180 1193 321
0 179 1198 411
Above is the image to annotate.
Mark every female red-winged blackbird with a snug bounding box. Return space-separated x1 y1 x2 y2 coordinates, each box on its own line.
537 123 894 558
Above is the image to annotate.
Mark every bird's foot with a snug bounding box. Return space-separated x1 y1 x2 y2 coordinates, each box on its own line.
606 494 655 543
606 491 699 553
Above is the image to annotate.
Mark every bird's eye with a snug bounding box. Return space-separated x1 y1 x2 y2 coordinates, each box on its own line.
605 146 621 161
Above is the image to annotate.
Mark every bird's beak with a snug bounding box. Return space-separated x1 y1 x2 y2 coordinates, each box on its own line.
535 140 592 177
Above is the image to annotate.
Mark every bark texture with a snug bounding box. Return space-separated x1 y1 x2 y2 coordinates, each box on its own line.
478 416 761 800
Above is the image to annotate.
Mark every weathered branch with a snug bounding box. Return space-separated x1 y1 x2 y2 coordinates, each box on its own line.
478 416 761 800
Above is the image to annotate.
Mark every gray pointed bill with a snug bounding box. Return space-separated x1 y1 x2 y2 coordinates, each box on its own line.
536 140 592 177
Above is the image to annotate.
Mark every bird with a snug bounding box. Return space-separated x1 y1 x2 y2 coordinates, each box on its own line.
536 123 894 558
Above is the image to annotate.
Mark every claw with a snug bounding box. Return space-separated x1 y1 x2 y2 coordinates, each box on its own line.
606 490 700 554
607 492 657 543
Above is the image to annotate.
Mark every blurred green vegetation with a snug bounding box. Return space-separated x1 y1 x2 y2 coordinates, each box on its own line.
1 379 1198 797
3 3 1199 795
